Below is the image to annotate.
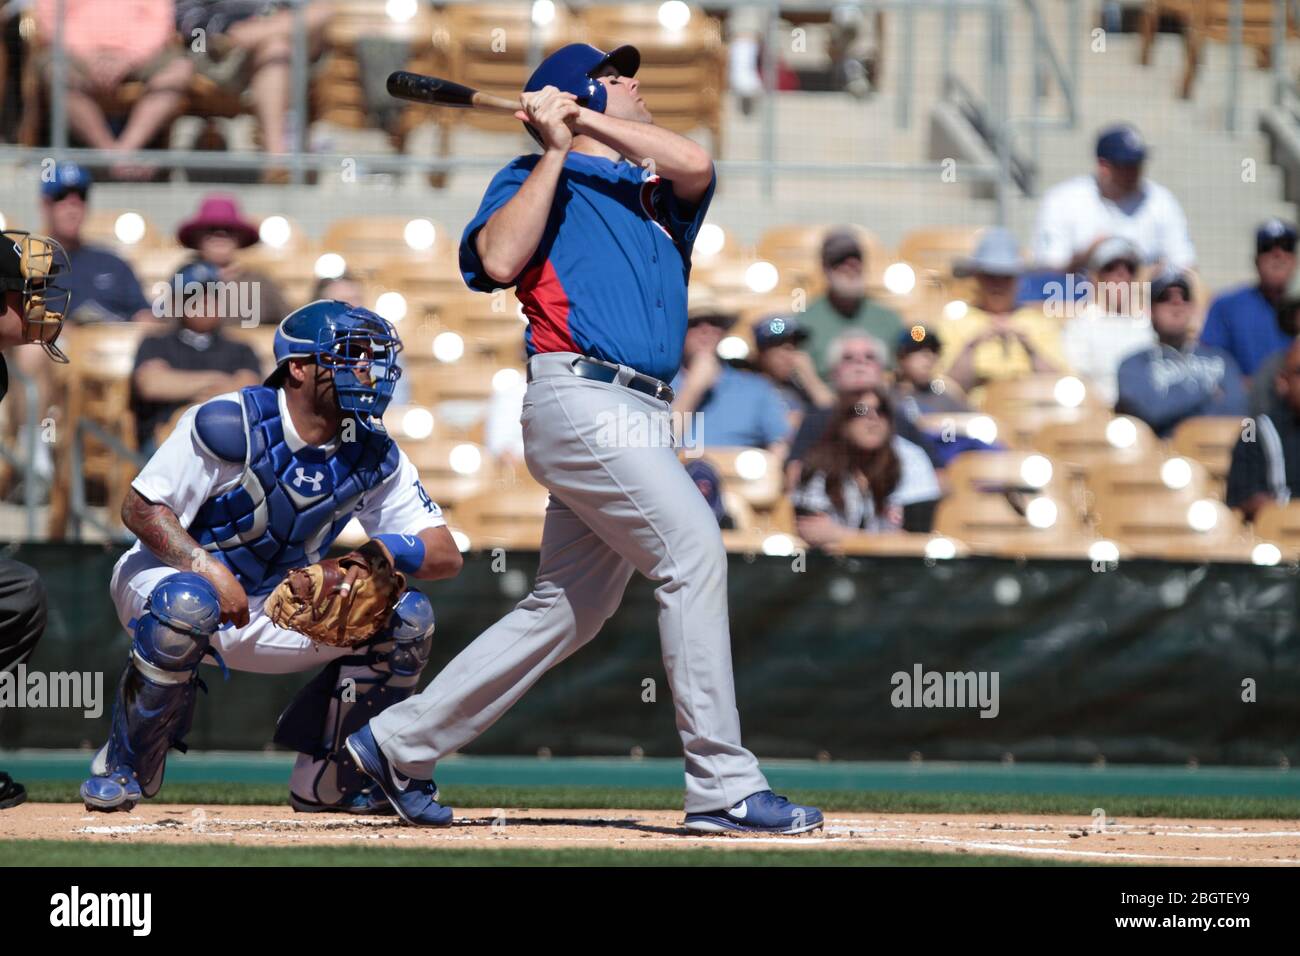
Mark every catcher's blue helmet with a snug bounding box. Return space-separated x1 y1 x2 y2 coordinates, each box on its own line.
522 43 640 147
269 299 403 434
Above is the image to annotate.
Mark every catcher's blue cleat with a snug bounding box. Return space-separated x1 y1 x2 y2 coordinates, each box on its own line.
80 769 142 812
345 723 452 828
684 790 824 834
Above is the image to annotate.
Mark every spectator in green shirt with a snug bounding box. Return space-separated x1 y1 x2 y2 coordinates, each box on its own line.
799 228 905 376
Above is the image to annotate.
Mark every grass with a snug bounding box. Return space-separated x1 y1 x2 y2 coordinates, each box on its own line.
20 780 1300 820
0 839 1083 868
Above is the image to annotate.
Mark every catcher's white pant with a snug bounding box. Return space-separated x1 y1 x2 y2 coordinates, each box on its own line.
110 549 354 675
371 352 771 814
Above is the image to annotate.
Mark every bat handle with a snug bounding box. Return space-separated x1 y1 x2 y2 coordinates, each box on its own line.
476 91 525 114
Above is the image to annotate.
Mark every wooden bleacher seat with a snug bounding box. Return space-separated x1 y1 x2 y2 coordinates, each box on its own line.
831 531 970 558
1169 415 1247 482
1031 413 1162 476
404 437 494 510
933 491 1096 559
582 4 726 153
943 448 1070 498
981 374 1108 448
440 4 576 136
1252 501 1300 558
696 447 784 511
896 226 983 282
1091 494 1254 562
454 481 550 550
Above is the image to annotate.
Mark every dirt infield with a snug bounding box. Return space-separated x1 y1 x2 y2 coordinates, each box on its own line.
5 803 1300 864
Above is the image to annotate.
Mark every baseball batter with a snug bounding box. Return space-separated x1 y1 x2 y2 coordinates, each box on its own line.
79 300 463 814
347 43 823 834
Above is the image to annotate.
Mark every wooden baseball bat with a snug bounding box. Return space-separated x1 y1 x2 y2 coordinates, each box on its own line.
386 71 522 114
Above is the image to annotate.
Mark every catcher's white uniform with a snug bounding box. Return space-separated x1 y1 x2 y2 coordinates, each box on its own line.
112 390 445 674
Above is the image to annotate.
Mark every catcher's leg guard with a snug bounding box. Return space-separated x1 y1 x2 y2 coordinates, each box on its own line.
81 573 221 812
278 589 434 812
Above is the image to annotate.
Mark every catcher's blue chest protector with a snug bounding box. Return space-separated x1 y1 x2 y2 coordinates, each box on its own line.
188 386 399 596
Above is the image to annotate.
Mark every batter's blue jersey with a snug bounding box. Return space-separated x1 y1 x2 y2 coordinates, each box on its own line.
459 152 716 384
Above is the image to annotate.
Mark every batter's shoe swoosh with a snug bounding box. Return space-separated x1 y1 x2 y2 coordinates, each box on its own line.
345 724 452 828
683 790 824 834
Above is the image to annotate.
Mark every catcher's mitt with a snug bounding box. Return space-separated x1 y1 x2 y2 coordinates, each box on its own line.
265 538 407 647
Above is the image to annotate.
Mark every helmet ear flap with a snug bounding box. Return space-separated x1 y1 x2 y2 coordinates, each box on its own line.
585 75 608 113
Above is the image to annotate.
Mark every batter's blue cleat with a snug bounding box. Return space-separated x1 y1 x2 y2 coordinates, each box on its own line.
80 770 143 812
684 790 824 834
345 724 453 828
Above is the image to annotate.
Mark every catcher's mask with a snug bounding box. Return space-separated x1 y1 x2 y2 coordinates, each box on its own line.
269 300 403 434
0 230 72 363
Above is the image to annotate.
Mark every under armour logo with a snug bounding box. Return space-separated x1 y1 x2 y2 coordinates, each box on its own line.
292 468 325 492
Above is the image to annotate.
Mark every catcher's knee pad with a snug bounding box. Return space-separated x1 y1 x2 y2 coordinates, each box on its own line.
91 573 221 800
279 589 434 809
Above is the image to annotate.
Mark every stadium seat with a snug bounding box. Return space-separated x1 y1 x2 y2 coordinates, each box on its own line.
831 531 970 558
1083 455 1216 511
1031 414 1163 489
404 438 495 509
981 374 1108 447
696 447 784 510
582 4 726 151
1252 501 1300 558
440 4 577 137
1092 494 1254 561
453 481 550 550
933 491 1097 559
944 449 1071 499
896 226 983 283
320 216 449 278
1169 415 1246 482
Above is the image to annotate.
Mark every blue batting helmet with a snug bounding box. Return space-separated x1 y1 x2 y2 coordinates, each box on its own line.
522 43 640 146
269 299 403 434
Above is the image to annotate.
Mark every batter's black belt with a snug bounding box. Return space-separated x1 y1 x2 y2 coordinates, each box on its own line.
529 355 675 404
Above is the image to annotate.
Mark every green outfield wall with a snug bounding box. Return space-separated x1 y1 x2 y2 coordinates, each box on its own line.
2 543 1297 764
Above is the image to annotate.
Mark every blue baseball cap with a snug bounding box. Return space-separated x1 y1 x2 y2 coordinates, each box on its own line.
896 325 942 355
753 314 808 350
1256 218 1297 254
41 162 93 199
1096 124 1147 166
1150 268 1193 303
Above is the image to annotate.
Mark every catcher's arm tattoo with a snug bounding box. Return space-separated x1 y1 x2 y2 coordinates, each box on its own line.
122 488 250 626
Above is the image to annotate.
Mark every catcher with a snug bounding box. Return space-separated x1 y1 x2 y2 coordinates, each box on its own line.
79 299 462 813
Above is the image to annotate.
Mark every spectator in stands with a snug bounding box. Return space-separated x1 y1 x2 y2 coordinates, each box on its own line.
685 459 736 530
791 387 941 545
1200 219 1298 380
131 261 261 454
800 228 904 377
751 314 833 428
786 329 887 483
1249 298 1300 416
1032 124 1196 273
1060 236 1155 406
39 164 154 323
34 0 193 180
176 194 290 326
175 1 332 182
1116 269 1247 438
312 273 364 307
940 228 1069 403
672 299 790 455
890 326 986 467
1228 338 1300 521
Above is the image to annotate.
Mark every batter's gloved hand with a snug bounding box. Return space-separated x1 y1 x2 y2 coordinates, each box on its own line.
264 539 407 647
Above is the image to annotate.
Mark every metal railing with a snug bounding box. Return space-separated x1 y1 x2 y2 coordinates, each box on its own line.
5 0 1025 196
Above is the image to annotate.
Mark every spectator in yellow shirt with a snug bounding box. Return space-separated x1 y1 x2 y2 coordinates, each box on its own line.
941 228 1069 404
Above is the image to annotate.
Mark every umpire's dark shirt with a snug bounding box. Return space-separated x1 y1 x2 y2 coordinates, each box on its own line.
1226 401 1300 508
131 328 260 450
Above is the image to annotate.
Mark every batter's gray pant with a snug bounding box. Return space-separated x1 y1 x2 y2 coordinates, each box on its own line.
371 352 770 812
